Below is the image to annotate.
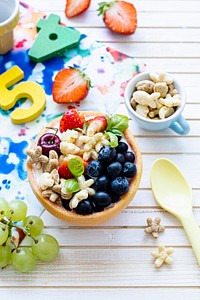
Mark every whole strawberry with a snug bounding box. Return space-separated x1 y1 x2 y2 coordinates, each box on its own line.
52 67 91 103
97 1 137 34
59 109 85 133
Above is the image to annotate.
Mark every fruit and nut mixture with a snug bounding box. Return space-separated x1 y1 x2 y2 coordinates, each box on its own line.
27 109 138 215
130 72 181 120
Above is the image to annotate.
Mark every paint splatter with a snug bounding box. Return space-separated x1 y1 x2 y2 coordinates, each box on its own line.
0 137 28 180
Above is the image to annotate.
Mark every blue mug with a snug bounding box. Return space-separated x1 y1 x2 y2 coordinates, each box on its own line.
124 72 190 135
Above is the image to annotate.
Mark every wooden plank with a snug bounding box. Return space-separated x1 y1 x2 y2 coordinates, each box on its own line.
140 154 200 189
31 12 200 28
128 120 200 136
136 137 200 153
140 59 200 73
132 189 200 207
25 0 200 13
104 43 200 58
30 227 195 247
41 207 200 227
1 288 200 300
80 28 200 43
0 248 199 287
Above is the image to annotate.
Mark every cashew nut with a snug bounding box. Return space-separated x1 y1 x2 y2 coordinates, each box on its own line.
135 80 155 94
154 82 168 98
168 83 178 96
131 91 160 109
159 106 174 119
150 72 174 85
136 104 149 118
148 109 159 118
159 94 181 107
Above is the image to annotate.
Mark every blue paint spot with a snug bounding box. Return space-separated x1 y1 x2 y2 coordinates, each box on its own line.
0 137 28 180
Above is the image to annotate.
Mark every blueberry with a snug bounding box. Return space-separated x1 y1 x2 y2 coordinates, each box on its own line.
98 146 116 163
74 200 93 215
93 192 112 208
110 193 120 203
115 153 125 164
116 142 128 153
91 201 104 212
110 177 129 195
117 135 122 142
86 160 103 178
124 151 135 163
61 199 71 211
107 162 122 178
94 175 109 191
123 162 137 178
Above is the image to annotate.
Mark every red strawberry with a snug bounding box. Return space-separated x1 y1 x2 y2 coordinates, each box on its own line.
58 161 74 179
86 115 108 135
59 109 85 133
65 0 91 18
97 1 137 34
52 67 91 103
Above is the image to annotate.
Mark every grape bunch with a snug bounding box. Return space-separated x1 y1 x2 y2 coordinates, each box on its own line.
0 197 59 273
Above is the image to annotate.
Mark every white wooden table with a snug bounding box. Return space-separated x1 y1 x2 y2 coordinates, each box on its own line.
1 0 200 298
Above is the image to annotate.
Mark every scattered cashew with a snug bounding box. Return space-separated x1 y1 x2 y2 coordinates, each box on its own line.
152 245 174 268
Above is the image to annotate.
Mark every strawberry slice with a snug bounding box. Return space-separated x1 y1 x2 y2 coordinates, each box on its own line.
97 1 137 34
59 109 85 133
58 161 74 179
65 0 91 18
86 115 108 135
52 67 91 103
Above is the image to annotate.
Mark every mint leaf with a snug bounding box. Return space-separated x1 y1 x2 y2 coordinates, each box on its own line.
106 132 119 148
107 114 129 133
109 129 123 136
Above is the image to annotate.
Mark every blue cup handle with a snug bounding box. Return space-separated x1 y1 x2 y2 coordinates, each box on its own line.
169 115 190 135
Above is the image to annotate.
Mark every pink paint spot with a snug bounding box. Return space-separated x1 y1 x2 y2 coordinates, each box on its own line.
106 47 129 62
120 80 129 97
18 128 27 136
97 85 109 95
15 39 27 48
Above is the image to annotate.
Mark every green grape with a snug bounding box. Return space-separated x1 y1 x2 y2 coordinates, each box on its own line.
0 223 9 245
0 197 9 215
0 245 11 268
11 247 36 273
32 234 59 261
23 216 44 237
8 200 27 222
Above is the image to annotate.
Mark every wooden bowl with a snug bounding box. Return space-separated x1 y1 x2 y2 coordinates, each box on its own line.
27 111 143 226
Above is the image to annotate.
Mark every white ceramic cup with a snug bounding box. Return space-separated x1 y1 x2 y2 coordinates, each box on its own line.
124 72 190 135
0 0 20 54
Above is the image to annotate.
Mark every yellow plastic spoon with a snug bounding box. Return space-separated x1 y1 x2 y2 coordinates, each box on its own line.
150 158 200 266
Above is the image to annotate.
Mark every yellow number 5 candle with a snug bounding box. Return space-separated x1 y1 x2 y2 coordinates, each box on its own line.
0 65 46 124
